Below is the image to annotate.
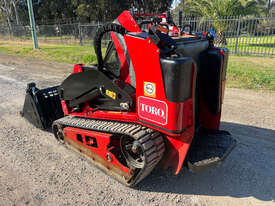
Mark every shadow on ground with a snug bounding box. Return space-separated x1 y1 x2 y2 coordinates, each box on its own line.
137 122 275 202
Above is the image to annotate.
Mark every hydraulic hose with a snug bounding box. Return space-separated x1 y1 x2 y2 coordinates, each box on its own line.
94 23 127 71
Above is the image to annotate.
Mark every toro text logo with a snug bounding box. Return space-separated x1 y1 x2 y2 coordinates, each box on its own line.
138 96 168 125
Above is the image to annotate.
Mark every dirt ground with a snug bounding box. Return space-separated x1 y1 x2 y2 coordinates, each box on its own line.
0 53 274 206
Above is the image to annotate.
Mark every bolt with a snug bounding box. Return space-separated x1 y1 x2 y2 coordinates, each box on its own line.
120 103 129 110
132 145 138 153
132 141 140 154
106 153 112 162
149 40 151 43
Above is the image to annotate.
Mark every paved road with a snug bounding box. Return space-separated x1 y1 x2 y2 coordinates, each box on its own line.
0 54 274 206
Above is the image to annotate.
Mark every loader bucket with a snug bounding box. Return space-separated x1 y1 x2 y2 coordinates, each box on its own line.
21 83 64 130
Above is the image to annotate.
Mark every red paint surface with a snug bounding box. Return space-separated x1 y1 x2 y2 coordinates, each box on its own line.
72 64 83 73
63 127 130 174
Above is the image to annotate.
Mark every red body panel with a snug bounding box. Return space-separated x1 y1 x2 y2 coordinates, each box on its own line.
73 64 84 74
63 127 130 175
117 11 141 33
124 35 195 135
162 127 194 174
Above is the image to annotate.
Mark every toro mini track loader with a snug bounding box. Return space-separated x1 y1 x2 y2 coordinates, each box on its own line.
21 11 236 187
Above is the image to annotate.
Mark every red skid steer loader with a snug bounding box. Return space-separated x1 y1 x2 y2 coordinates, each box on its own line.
21 11 236 187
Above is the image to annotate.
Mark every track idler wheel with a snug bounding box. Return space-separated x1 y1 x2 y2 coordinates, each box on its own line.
120 131 165 186
52 122 65 144
121 135 146 169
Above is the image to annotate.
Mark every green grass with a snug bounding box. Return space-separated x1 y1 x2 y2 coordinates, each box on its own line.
0 40 274 91
227 56 275 91
224 35 275 55
0 40 98 64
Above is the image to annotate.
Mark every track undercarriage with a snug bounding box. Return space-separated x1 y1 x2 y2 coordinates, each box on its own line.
53 116 165 186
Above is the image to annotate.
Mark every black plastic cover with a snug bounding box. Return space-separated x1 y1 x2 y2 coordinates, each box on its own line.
175 39 209 64
160 57 194 102
199 49 224 114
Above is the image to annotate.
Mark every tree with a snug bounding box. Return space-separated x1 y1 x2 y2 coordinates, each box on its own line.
131 0 173 13
0 0 174 26
183 0 259 18
0 0 24 26
258 0 274 16
0 9 5 24
11 0 23 25
0 0 13 32
34 0 77 24
73 0 174 22
180 0 260 44
72 0 130 22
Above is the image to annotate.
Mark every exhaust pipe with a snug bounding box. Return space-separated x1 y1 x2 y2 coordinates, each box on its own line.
21 83 64 130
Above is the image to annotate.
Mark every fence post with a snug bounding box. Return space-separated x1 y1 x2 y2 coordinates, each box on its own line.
178 11 182 26
234 15 241 54
27 0 38 49
79 23 83 46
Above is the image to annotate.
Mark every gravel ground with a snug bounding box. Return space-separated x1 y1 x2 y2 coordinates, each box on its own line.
0 53 274 206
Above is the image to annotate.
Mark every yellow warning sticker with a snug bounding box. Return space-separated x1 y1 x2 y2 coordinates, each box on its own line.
144 82 156 98
106 90 117 100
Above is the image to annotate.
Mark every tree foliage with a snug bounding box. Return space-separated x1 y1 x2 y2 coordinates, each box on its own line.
0 0 174 25
72 0 130 22
34 0 77 24
257 0 274 16
182 0 260 18
73 0 173 22
131 0 173 13
175 0 275 17
175 0 261 44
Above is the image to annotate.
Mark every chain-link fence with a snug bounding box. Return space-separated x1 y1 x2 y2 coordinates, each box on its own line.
0 23 111 46
0 16 274 56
